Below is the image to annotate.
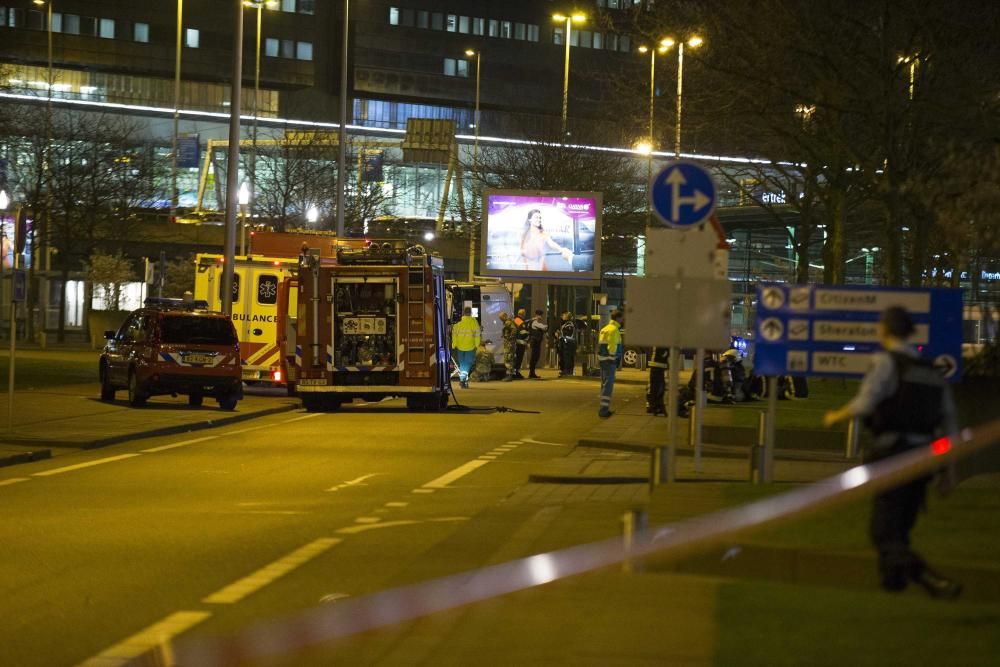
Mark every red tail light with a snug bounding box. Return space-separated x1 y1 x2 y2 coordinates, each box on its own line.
272 370 283 382
931 437 951 456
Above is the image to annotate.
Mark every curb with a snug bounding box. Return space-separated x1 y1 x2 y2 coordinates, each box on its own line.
2 404 300 453
527 473 647 484
0 447 52 468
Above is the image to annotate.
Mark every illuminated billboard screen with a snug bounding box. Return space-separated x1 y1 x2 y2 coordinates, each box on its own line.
481 190 601 281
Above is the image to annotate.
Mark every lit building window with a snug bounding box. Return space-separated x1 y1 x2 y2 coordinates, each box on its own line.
514 22 525 40
281 39 294 58
579 30 592 48
528 25 539 42
553 26 564 45
185 28 199 48
388 7 399 26
296 41 312 61
456 59 469 77
52 12 63 33
459 15 469 33
431 12 443 30
592 32 602 49
500 21 512 39
282 0 295 12
417 11 429 28
443 58 456 77
265 37 278 57
63 14 80 35
472 17 484 36
488 19 498 37
134 22 149 43
446 14 457 32
99 18 114 39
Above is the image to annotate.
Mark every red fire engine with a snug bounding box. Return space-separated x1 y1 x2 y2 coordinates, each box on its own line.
295 241 452 411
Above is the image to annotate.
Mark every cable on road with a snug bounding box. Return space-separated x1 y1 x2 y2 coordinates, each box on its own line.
444 375 541 414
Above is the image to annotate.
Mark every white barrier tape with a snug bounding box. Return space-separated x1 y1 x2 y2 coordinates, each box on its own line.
170 421 999 667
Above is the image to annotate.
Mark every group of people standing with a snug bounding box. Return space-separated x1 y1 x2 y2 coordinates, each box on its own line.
497 309 579 381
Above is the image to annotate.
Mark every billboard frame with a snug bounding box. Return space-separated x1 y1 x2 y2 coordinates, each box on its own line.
479 188 602 284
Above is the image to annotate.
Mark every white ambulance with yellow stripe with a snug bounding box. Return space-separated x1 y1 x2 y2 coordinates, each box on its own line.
194 254 298 389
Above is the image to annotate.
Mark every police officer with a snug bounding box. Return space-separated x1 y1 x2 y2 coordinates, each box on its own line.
555 311 578 376
597 310 624 418
646 347 670 415
512 308 529 379
824 306 961 598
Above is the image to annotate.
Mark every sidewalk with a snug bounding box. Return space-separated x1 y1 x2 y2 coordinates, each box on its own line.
0 383 299 467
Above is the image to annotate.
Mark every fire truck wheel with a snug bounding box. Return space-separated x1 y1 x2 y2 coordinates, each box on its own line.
218 394 239 411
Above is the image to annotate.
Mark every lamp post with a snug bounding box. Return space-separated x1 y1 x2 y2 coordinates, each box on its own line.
222 0 245 316
552 12 586 136
243 1 278 221
464 48 481 279
170 0 183 223
335 0 351 239
673 35 703 158
238 182 251 256
637 39 672 225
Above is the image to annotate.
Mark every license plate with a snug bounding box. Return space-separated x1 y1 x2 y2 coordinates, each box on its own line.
185 354 213 365
242 370 261 380
298 378 328 386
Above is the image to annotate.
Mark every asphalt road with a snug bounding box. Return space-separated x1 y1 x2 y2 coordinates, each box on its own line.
0 377 632 666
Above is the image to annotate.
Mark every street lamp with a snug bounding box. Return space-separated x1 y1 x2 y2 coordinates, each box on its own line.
170 0 183 224
243 1 279 221
222 0 246 316
552 12 586 136
305 205 319 225
672 35 704 158
898 54 919 101
335 0 351 239
238 182 251 256
464 48 481 279
637 40 672 225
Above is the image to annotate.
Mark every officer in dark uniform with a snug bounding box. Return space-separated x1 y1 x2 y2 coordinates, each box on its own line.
645 347 670 415
824 306 961 598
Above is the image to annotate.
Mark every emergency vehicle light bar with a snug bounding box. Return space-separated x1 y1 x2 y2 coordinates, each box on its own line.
144 297 211 311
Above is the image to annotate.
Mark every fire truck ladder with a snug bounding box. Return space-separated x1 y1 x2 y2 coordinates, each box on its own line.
406 268 427 368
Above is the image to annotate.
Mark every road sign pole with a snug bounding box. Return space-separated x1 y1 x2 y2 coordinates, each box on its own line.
7 208 18 434
764 376 777 482
694 347 704 472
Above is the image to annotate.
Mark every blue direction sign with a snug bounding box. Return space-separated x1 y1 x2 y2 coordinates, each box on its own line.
753 284 963 381
650 160 717 229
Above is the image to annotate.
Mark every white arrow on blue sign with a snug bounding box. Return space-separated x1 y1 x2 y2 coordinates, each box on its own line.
650 160 717 229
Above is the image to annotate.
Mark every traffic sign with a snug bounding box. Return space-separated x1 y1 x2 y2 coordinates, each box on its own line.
752 284 963 381
650 160 716 229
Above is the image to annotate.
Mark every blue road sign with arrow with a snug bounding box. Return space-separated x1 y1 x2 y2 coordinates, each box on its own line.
753 283 963 381
650 160 717 229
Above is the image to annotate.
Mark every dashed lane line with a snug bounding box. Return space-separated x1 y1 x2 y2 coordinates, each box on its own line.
336 517 468 535
142 435 218 453
202 538 341 605
283 413 324 423
31 454 142 477
520 437 572 447
421 459 490 489
0 477 29 487
77 610 211 667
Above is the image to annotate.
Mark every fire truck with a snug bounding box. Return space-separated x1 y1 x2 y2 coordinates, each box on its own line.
192 232 354 391
295 241 451 411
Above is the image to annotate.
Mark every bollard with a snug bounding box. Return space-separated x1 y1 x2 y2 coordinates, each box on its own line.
622 508 648 573
845 417 860 459
649 445 675 488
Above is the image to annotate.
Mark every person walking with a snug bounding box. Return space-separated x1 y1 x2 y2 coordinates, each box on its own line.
555 311 577 376
645 346 669 415
499 311 518 381
512 308 529 379
597 309 624 418
824 306 961 598
527 309 548 379
451 306 481 389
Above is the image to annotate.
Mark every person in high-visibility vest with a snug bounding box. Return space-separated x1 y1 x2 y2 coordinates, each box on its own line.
597 309 624 418
451 306 481 389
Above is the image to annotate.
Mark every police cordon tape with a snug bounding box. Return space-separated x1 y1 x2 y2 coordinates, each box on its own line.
163 419 1000 666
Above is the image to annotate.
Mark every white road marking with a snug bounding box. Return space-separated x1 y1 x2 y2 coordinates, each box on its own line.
336 517 468 535
521 437 571 447
224 424 270 436
385 501 408 507
203 538 341 605
32 454 141 477
506 441 523 445
320 593 350 604
284 413 324 423
326 472 383 492
0 478 29 487
479 456 497 460
77 610 210 667
354 517 381 524
422 459 490 489
412 489 434 494
142 435 217 453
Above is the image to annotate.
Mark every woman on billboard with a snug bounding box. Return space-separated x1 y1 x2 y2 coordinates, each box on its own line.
519 209 573 271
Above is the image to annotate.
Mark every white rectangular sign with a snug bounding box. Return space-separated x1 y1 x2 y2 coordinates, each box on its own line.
810 351 875 375
625 276 731 349
813 289 931 313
